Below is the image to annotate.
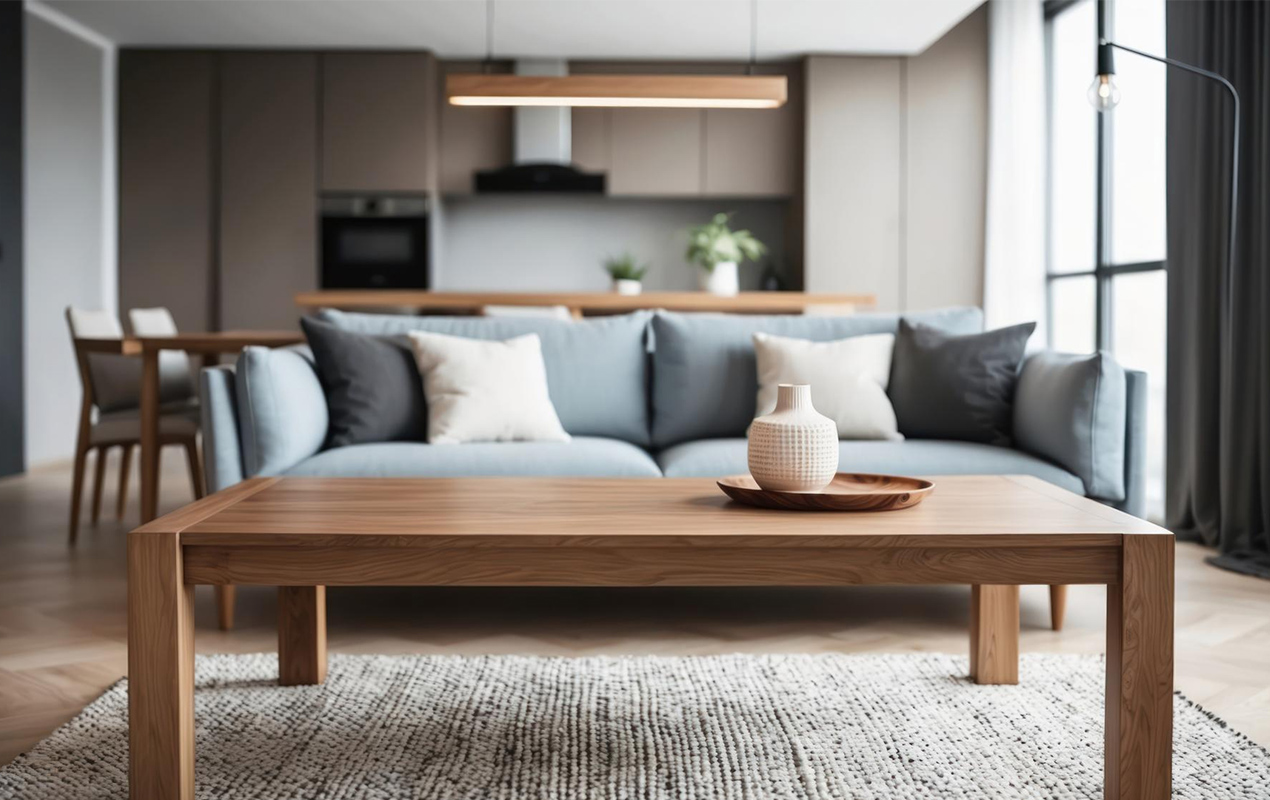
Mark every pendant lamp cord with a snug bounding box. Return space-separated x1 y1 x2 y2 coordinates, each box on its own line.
747 0 757 75
483 0 494 74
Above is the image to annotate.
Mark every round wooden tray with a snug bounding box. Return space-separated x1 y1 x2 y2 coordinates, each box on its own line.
717 473 934 512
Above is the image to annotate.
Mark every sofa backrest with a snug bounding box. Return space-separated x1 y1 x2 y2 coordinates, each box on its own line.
649 307 984 447
316 309 653 446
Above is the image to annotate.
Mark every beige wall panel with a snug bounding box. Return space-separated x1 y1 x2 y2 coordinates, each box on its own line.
118 51 214 331
570 108 610 174
321 52 435 193
439 61 512 194
905 6 988 311
219 53 317 331
804 56 902 309
608 108 703 196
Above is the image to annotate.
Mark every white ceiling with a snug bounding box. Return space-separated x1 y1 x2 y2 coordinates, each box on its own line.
41 0 985 59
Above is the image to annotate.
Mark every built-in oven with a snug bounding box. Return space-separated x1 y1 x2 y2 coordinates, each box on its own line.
320 194 430 289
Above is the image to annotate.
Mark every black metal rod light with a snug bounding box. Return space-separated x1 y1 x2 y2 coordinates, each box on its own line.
1088 0 1240 322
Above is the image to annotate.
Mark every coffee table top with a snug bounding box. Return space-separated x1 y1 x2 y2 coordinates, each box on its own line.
137 475 1167 549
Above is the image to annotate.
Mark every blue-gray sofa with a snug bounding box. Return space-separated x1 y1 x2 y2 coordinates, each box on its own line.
200 306 1145 519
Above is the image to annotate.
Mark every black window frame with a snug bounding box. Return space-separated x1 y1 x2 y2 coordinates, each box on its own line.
1043 0 1167 351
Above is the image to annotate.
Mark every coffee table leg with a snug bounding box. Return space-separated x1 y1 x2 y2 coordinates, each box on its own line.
1105 535 1173 800
279 586 327 685
128 533 195 800
969 584 1019 685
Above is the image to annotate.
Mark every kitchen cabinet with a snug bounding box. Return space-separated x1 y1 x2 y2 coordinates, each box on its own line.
608 108 703 196
570 108 610 173
219 53 318 331
703 65 802 197
118 51 216 331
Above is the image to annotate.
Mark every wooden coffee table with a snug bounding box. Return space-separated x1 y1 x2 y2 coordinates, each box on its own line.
128 475 1174 800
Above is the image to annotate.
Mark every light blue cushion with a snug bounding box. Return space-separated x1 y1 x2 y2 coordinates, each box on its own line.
650 307 985 447
656 437 1085 495
199 365 244 492
317 309 652 446
235 346 328 476
1013 351 1127 501
285 437 662 478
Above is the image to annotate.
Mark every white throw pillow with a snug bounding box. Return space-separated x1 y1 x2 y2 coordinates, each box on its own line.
407 331 570 444
753 331 902 441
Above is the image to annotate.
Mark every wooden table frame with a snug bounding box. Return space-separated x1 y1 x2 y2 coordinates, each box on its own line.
127 476 1174 800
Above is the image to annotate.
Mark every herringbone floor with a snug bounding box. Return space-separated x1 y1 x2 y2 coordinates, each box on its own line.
2 453 1269 766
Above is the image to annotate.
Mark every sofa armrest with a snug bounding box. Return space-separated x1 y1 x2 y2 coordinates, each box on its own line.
199 364 245 492
235 345 328 477
1013 351 1128 503
1111 369 1148 517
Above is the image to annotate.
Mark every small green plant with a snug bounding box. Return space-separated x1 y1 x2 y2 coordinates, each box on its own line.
604 252 649 282
686 212 766 272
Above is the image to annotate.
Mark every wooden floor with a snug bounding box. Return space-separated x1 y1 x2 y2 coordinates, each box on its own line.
2 454 1269 767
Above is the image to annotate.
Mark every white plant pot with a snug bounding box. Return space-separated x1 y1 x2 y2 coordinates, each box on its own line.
613 278 643 296
747 384 839 493
699 261 739 296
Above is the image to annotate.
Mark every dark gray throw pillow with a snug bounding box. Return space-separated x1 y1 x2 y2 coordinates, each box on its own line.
300 317 426 447
889 319 1036 446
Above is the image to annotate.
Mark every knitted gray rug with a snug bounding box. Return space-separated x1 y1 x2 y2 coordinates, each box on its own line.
2 653 1267 799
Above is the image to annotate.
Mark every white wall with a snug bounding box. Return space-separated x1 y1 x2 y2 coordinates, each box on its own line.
804 6 987 312
438 196 791 292
23 10 115 465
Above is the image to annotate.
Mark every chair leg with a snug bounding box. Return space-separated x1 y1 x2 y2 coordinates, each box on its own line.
1049 585 1068 631
184 439 205 500
216 585 236 631
90 447 108 525
117 444 133 521
69 445 89 545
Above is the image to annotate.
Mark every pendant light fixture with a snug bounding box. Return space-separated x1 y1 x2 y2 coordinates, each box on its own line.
446 0 787 109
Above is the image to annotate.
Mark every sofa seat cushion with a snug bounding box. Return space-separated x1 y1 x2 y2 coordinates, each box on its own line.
286 437 663 479
656 438 1085 495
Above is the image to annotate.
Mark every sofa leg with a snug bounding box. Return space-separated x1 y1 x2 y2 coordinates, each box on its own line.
215 585 236 631
1049 585 1068 631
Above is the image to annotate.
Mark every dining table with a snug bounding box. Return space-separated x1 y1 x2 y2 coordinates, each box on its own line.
75 331 303 523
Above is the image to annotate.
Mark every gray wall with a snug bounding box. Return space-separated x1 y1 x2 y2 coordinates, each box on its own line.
438 197 790 292
24 14 112 465
804 6 987 312
0 5 23 476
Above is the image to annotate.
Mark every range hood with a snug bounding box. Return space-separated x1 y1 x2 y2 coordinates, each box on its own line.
475 60 605 193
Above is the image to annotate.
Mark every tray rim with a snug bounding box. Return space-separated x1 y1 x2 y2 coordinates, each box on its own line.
716 472 936 498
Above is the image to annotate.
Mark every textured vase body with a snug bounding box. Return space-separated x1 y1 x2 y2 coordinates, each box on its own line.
748 384 839 492
699 261 739 296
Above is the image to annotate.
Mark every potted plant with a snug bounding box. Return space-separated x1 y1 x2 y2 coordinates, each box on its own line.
685 212 766 296
604 253 649 296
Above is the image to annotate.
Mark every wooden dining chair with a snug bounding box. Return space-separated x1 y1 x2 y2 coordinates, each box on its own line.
66 308 203 545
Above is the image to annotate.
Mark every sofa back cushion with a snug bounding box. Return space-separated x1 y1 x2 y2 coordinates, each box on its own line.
317 309 652 446
235 345 329 476
650 307 983 447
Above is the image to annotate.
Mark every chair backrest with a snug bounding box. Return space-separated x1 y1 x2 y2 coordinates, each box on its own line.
66 307 141 413
128 307 195 403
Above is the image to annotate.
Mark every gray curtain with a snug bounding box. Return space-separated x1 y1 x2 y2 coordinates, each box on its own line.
1166 1 1270 577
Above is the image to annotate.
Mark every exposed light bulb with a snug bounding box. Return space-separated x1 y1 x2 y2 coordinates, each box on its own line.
1088 74 1121 111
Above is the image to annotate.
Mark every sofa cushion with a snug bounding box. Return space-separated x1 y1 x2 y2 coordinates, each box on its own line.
317 309 651 446
1014 351 1127 501
655 438 1085 495
285 437 662 478
301 317 426 447
235 346 328 476
650 307 984 447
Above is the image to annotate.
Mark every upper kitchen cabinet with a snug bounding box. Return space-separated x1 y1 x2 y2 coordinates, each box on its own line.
439 61 512 194
118 51 216 332
703 64 803 197
570 108 610 174
219 53 318 331
321 53 437 193
608 108 703 196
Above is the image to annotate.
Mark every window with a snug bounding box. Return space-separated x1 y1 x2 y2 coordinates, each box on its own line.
1044 0 1167 520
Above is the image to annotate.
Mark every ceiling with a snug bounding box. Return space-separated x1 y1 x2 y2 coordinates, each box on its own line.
41 0 985 60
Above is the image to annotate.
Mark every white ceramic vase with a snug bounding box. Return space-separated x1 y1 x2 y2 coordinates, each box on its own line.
613 278 643 296
699 261 739 296
747 384 839 493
